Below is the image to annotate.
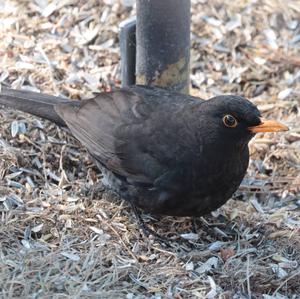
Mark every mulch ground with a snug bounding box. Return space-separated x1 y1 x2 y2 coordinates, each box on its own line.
0 1 299 298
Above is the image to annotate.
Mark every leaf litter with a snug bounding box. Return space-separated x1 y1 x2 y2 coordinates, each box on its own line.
0 0 299 298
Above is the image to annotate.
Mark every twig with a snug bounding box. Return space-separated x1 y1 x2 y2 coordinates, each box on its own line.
272 270 300 296
246 255 252 299
96 214 138 262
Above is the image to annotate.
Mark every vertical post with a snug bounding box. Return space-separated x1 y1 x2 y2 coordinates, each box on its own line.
119 16 136 87
136 0 191 94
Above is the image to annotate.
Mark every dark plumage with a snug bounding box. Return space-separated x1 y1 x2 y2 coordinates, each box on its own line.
0 85 288 217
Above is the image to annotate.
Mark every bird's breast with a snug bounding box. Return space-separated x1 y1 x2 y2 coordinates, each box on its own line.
134 146 249 216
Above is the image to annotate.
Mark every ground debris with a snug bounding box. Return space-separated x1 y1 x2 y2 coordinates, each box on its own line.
0 0 299 298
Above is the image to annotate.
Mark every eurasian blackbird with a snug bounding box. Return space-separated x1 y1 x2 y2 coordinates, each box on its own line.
0 85 288 219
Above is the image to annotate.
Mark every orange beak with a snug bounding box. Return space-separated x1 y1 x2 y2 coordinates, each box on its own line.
248 118 289 133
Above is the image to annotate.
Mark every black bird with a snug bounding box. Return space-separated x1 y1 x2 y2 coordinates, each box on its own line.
0 86 288 223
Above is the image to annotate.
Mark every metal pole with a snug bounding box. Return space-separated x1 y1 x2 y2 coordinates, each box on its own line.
119 16 136 87
136 0 191 94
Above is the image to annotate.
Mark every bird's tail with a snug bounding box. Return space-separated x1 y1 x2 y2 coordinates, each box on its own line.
0 86 69 126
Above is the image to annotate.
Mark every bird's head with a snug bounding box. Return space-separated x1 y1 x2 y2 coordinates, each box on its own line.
201 95 288 147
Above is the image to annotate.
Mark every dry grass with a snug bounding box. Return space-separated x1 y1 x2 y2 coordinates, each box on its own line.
0 0 299 298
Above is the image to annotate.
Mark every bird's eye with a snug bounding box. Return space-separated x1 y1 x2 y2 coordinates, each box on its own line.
223 115 238 128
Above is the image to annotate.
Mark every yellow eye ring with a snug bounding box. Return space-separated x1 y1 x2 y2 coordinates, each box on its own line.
223 115 238 128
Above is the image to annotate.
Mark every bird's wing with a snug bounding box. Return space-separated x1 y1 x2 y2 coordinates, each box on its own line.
55 86 203 186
